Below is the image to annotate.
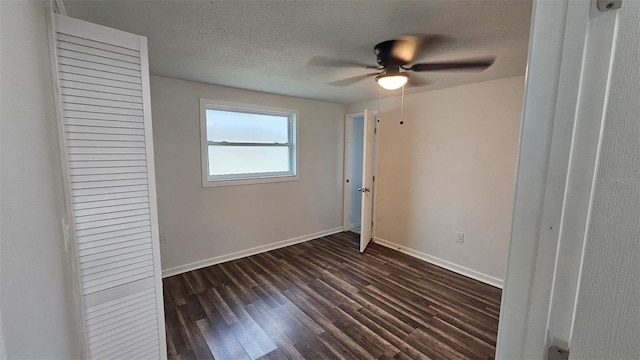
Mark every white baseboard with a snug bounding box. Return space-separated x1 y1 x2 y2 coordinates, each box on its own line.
374 237 504 289
162 227 343 278
349 222 361 234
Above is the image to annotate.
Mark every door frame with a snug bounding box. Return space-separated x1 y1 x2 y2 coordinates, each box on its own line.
497 0 619 357
342 111 378 239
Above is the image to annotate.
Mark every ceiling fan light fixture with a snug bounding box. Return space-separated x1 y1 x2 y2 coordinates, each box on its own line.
376 73 408 90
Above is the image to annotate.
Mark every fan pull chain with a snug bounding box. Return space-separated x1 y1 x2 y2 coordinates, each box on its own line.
400 85 405 125
377 86 381 123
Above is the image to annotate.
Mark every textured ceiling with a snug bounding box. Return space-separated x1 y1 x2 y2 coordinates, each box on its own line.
65 0 532 104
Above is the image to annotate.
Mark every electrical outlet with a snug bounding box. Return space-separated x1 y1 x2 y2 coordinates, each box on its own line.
159 233 166 244
456 231 464 244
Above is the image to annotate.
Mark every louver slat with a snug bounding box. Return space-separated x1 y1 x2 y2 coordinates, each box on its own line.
61 87 143 104
60 72 143 91
89 315 157 346
74 200 149 216
72 184 150 197
62 96 144 111
75 220 152 238
82 259 154 282
53 13 166 359
75 208 151 225
57 49 142 71
77 231 151 251
85 288 155 319
65 118 145 129
70 179 149 190
83 268 154 294
58 56 142 78
64 110 143 123
76 226 152 246
63 103 144 116
56 33 140 57
57 40 140 64
84 288 159 359
61 80 143 97
93 335 158 360
68 149 146 158
129 345 160 360
79 235 151 255
59 64 142 85
70 163 147 172
73 194 150 208
67 141 146 150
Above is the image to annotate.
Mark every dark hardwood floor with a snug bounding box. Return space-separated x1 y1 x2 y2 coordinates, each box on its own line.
163 232 502 360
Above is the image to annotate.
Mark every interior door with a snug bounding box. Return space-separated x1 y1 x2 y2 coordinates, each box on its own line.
359 109 375 252
50 14 167 359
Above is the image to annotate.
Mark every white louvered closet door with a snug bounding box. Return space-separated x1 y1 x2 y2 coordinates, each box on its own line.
50 14 167 360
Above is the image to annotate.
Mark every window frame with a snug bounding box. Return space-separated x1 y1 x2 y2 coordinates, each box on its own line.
199 98 299 187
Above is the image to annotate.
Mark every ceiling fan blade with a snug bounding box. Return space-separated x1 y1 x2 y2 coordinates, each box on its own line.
392 34 455 64
308 56 379 69
390 38 418 64
407 76 431 87
409 57 495 72
327 73 379 87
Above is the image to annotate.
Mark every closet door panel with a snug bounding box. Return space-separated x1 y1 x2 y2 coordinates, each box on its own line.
52 14 166 359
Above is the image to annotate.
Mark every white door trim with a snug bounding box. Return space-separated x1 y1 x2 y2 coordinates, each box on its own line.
497 0 619 358
546 1 619 350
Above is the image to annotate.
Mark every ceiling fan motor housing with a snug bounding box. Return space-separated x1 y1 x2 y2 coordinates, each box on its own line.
374 40 406 67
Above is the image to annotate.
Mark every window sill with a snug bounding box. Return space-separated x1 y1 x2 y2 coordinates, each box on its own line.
202 174 299 188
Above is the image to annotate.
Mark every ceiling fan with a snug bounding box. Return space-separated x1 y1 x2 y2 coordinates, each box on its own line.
310 35 495 90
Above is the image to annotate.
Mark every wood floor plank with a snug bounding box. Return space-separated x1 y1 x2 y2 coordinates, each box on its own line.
245 301 305 359
228 321 268 359
175 305 214 360
164 232 501 359
338 303 426 360
197 288 239 326
165 308 190 356
315 330 361 359
197 313 248 360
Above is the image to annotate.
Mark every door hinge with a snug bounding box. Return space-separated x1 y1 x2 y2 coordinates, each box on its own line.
548 346 569 360
374 128 377 134
597 0 621 12
373 175 375 181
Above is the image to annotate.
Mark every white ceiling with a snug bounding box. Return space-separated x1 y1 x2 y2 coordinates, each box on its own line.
65 0 532 104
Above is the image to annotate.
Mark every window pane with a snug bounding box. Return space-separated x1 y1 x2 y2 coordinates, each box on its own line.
208 145 290 176
206 109 289 143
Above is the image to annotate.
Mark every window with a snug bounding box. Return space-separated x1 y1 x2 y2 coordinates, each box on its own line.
200 99 298 187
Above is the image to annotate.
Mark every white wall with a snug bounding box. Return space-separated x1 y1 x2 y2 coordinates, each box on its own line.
348 76 524 284
571 1 640 357
0 1 81 358
150 76 346 274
